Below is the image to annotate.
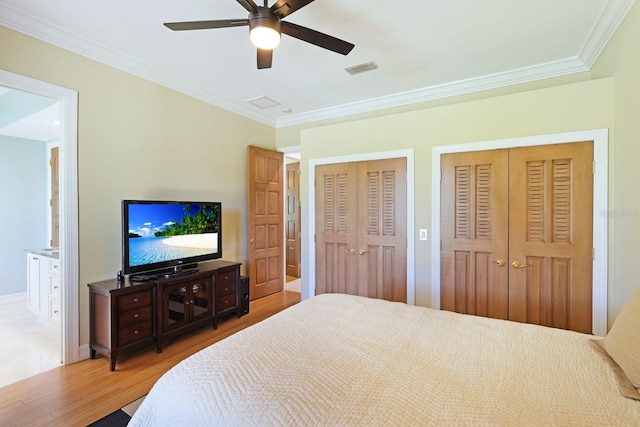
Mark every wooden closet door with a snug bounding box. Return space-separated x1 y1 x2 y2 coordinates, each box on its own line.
315 158 407 301
440 150 510 319
508 141 593 333
315 162 359 295
356 158 407 302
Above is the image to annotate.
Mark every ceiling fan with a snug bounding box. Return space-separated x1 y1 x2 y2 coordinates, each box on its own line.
164 0 355 69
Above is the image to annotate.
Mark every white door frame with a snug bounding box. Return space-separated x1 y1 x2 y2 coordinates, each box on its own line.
305 149 415 304
1 70 80 363
431 129 608 336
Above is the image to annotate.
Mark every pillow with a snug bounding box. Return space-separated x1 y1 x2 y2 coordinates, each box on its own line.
604 289 640 389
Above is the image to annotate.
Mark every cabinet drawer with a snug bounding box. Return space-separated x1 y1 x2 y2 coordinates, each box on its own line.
49 275 61 299
118 320 153 346
48 258 60 275
216 294 236 311
49 297 61 324
119 305 153 327
215 272 236 298
118 291 152 311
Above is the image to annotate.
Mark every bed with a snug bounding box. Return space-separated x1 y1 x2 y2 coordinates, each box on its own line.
129 292 640 426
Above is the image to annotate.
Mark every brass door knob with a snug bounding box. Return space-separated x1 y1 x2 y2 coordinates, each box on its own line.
492 259 505 267
512 261 528 269
344 249 355 255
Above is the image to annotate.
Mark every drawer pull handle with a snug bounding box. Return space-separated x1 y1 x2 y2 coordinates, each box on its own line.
133 298 139 302
53 286 59 289
224 276 228 280
224 287 229 292
134 330 139 335
54 310 59 314
134 313 139 318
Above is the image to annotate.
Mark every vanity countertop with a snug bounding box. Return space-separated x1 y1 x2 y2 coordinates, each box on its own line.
26 248 60 259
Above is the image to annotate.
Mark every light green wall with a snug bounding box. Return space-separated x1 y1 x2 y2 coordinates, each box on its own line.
591 2 640 320
0 26 276 345
292 2 640 329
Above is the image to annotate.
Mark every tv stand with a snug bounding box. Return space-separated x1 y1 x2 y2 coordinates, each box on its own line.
88 260 244 371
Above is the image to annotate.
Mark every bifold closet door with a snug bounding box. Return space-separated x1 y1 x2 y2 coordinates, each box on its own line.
441 141 594 333
315 158 407 302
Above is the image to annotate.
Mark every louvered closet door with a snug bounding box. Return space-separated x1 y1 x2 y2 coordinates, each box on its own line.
316 158 407 302
315 162 359 296
508 142 593 333
440 149 510 319
441 141 594 333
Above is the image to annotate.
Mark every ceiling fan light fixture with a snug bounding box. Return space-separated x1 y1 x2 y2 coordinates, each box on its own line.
249 7 281 50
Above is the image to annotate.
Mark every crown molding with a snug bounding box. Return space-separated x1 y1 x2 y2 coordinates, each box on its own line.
0 2 277 127
1 0 634 129
275 57 589 127
275 0 636 128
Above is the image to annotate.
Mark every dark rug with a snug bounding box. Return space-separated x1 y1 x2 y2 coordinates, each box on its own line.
87 396 145 427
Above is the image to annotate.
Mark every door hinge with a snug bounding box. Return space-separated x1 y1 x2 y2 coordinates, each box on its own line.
593 247 595 260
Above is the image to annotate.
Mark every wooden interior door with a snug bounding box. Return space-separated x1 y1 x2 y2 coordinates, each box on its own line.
247 146 284 300
440 149 510 319
285 161 301 278
440 141 594 333
508 142 593 333
50 146 59 248
315 158 407 302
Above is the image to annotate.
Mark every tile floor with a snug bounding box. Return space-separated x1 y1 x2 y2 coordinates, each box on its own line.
0 292 62 388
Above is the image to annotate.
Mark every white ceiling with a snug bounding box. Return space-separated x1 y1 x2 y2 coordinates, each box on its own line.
0 0 635 128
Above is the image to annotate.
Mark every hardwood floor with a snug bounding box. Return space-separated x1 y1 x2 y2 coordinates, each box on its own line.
0 289 301 427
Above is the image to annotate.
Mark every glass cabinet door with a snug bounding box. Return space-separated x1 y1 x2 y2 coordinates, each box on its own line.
191 278 212 320
164 284 187 330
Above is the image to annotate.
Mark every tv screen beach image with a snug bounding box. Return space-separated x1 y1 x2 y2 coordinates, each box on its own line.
127 203 219 267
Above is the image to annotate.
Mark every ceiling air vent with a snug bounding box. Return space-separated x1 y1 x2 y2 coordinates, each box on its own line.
247 95 280 109
345 61 378 75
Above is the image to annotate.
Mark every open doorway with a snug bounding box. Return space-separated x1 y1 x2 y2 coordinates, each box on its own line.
0 87 61 386
0 70 79 388
284 151 301 293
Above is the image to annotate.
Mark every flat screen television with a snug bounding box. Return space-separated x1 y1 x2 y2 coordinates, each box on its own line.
122 200 222 277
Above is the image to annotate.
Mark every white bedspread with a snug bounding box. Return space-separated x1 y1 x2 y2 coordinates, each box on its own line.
129 294 640 426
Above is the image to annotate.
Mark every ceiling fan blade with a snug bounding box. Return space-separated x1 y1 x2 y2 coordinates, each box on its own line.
257 48 273 69
164 19 249 31
270 0 315 19
236 0 258 13
281 21 354 55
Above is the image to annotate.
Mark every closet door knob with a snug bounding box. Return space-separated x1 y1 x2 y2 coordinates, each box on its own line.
512 261 528 269
492 259 505 267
